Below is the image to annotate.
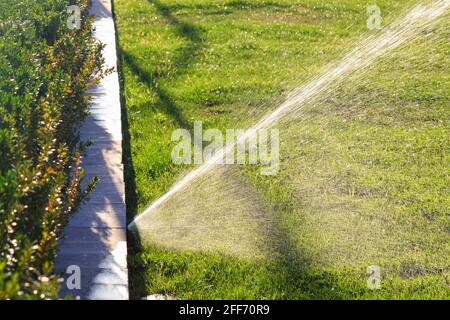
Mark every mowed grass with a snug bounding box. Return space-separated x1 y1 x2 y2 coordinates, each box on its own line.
114 0 449 299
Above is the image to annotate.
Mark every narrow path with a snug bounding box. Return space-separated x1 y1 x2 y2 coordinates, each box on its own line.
55 0 128 300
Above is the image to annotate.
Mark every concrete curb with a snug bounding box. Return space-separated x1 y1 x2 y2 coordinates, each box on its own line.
55 0 128 300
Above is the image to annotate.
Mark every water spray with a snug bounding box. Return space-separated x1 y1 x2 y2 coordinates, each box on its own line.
128 0 450 231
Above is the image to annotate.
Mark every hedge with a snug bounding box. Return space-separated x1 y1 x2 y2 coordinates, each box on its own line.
0 0 106 299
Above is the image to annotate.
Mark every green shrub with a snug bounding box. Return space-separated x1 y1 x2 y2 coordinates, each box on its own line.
0 0 106 299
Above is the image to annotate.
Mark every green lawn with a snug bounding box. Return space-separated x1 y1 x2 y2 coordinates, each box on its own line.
114 0 449 299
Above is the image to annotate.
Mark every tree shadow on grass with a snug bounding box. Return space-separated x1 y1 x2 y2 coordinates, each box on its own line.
136 211 356 299
113 0 208 299
121 0 207 129
152 0 294 15
266 211 352 299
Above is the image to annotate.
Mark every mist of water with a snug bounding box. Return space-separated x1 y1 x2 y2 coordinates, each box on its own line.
129 1 449 234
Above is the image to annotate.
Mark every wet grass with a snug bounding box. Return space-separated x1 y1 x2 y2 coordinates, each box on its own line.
129 244 447 299
114 0 449 299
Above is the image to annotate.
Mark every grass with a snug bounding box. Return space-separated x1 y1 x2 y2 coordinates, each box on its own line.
114 0 449 299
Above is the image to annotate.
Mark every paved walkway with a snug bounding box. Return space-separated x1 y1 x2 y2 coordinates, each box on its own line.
55 0 128 300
